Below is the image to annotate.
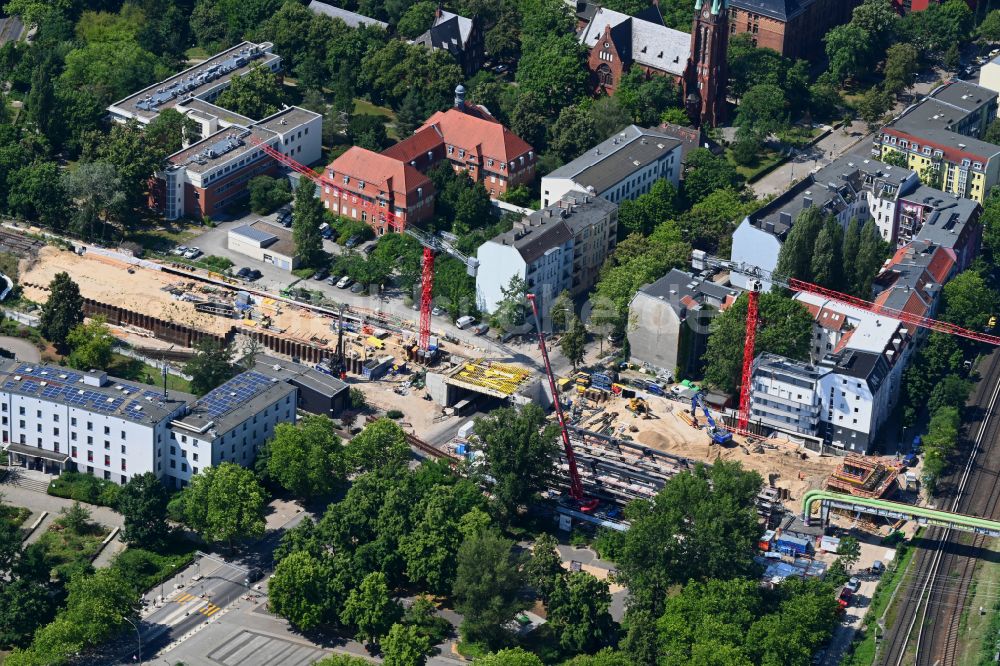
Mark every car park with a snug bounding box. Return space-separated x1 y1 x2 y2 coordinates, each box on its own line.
336 275 353 289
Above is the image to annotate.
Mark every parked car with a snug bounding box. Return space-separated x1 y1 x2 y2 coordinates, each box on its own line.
326 275 340 286
431 306 444 316
456 315 476 329
345 235 362 249
236 267 252 280
363 244 376 255
313 268 330 281
336 275 353 289
319 222 333 239
183 247 202 259
350 281 366 293
844 577 861 594
171 245 188 256
472 323 489 335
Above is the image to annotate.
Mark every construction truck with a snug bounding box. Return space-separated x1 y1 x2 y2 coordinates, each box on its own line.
691 391 733 445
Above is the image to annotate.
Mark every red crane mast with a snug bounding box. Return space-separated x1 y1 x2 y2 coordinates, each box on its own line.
697 254 1000 435
251 138 477 352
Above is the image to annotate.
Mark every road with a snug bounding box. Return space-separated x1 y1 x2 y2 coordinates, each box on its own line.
876 349 1000 665
187 213 588 377
104 510 310 665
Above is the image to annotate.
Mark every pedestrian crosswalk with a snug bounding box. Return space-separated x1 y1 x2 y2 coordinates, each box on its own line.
174 592 222 617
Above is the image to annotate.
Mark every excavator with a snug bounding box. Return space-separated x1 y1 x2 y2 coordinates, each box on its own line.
691 391 733 446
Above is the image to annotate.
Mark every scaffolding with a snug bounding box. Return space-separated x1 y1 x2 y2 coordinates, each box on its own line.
825 455 899 499
448 359 532 398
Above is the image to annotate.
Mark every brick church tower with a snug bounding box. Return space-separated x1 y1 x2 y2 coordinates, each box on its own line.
683 0 728 128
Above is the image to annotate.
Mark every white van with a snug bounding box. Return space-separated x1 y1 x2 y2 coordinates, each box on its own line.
456 316 476 329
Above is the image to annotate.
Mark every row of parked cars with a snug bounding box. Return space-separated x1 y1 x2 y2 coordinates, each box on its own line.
170 245 202 260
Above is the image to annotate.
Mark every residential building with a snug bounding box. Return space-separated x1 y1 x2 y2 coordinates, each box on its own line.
307 0 388 29
320 146 435 233
749 354 827 444
730 148 980 290
373 86 535 200
0 361 295 488
578 5 690 93
627 268 741 378
871 240 956 321
228 221 299 271
475 191 616 312
149 107 322 220
874 80 1000 203
658 122 724 166
168 371 296 487
541 125 682 208
413 8 483 75
726 0 859 61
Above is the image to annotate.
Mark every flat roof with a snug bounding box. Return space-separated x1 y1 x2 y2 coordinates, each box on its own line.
110 41 279 122
545 125 681 194
167 126 274 174
930 79 996 114
231 220 296 258
253 354 348 398
254 106 322 134
0 360 193 426
173 370 294 435
178 98 255 126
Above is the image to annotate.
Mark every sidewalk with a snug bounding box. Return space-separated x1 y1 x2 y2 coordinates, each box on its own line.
1 467 124 529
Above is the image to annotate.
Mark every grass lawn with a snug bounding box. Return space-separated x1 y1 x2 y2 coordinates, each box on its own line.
727 147 787 181
0 502 31 527
108 354 192 394
112 539 198 593
184 46 210 60
35 515 109 578
124 222 204 254
353 98 400 140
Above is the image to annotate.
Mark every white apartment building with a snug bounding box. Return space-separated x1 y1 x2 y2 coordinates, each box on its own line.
1 361 295 488
476 191 616 313
541 125 681 208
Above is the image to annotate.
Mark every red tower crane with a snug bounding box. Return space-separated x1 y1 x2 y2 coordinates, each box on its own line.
694 254 1000 436
250 138 477 351
526 293 597 508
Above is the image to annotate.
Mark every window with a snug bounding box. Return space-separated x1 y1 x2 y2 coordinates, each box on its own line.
87 435 93 444
71 446 77 457
170 460 176 469
104 455 110 466
87 421 92 431
120 431 125 440
193 452 199 461
181 462 187 472
121 460 126 471
170 445 176 455
53 427 59 436
104 426 110 435
121 444 126 454
53 415 59 423
18 420 23 428
104 441 110 450
18 407 23 415
87 451 93 462
193 467 199 474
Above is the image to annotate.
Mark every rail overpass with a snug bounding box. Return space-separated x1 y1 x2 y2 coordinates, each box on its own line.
802 489 1000 537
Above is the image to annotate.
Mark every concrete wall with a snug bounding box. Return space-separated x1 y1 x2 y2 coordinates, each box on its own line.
475 241 525 313
980 62 1000 108
627 292 682 373
730 218 783 290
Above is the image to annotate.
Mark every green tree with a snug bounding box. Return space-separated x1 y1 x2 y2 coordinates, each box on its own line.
265 415 347 499
810 217 845 290
292 178 325 269
116 472 169 547
735 84 788 140
383 622 432 666
173 462 267 548
683 148 743 205
854 219 889 297
145 108 200 154
314 655 375 666
548 290 574 331
474 648 545 666
348 114 391 151
342 571 403 645
547 571 617 655
40 272 84 350
941 269 1000 331
397 0 436 38
824 24 872 84
548 105 600 163
395 89 425 138
248 175 292 214
66 317 114 371
515 33 588 109
703 292 814 395
62 161 127 240
979 9 1000 41
7 161 68 229
453 529 527 649
842 217 861 290
183 338 234 396
883 42 918 96
525 532 564 602
360 41 462 110
494 274 528 332
838 536 861 570
215 63 286 119
561 315 587 369
775 208 825 282
453 182 493 236
268 550 335 631
346 417 411 474
857 86 893 131
60 40 164 106
474 404 560 523
928 374 970 414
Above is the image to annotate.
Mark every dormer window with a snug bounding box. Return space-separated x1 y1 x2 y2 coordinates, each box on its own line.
359 181 365 189
343 175 350 184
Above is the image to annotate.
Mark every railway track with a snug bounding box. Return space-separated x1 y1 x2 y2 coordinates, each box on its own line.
877 349 1000 665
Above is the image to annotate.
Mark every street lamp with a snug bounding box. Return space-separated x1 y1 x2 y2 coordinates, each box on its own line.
122 615 142 665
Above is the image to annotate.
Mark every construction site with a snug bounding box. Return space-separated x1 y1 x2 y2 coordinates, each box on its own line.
14 234 859 517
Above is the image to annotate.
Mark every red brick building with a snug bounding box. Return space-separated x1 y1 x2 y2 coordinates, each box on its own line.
320 146 435 234
383 88 536 197
727 0 859 62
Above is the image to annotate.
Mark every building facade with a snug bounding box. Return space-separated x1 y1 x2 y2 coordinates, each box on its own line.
875 81 1000 204
0 362 296 488
228 221 299 271
541 125 681 208
726 0 859 62
413 8 484 75
476 191 616 313
627 268 741 378
321 146 435 233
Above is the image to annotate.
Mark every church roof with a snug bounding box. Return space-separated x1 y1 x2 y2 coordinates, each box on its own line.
579 7 690 77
